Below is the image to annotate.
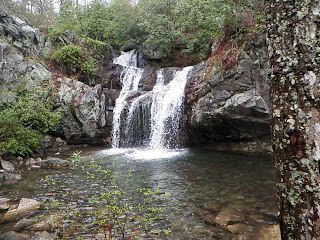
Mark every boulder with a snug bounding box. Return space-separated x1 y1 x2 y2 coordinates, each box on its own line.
0 197 10 211
0 160 15 172
27 231 55 240
0 231 26 240
214 208 246 226
57 78 110 145
253 224 281 240
142 43 163 60
1 198 41 222
39 158 69 169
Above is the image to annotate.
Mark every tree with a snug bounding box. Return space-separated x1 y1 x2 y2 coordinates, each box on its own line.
266 0 320 239
4 0 55 26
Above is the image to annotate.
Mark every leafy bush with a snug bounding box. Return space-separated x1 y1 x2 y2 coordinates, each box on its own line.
51 44 83 73
0 84 62 156
81 57 95 75
86 37 107 53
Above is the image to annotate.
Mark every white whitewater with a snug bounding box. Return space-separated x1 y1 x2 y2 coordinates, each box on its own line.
124 92 151 145
149 66 193 149
111 49 193 153
111 50 143 148
113 49 139 67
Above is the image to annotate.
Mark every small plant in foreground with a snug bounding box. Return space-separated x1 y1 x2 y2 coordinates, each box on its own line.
44 153 170 239
70 150 82 169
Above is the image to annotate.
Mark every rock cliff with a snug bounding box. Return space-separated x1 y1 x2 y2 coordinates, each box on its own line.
185 34 271 153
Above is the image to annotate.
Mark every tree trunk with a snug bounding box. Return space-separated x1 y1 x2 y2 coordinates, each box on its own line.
266 0 320 239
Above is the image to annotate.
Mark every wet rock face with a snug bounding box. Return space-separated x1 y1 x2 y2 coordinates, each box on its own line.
57 77 113 145
185 34 270 148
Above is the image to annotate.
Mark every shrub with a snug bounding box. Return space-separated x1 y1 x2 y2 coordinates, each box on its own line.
86 37 107 53
51 44 83 73
0 84 62 157
81 57 95 75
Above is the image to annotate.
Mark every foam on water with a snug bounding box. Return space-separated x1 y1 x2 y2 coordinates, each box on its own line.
101 148 189 161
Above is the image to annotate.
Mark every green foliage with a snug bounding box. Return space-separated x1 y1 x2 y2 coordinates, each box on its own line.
70 150 82 169
86 37 107 53
103 0 142 49
51 43 97 76
81 57 95 75
53 0 85 36
0 84 62 157
3 0 55 27
48 0 265 64
51 44 83 71
45 157 169 239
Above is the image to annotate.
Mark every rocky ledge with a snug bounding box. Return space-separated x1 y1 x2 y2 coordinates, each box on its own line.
185 34 271 153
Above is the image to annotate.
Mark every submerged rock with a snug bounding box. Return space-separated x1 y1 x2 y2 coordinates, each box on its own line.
26 231 55 240
1 198 41 222
38 158 69 169
253 224 281 240
0 197 10 211
26 215 55 231
226 223 250 234
4 172 22 182
214 208 246 226
0 231 26 240
204 203 221 212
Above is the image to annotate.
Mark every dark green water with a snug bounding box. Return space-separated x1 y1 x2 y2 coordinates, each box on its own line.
0 147 278 239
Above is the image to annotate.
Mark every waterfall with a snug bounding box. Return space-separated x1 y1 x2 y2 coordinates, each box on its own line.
111 50 143 148
149 66 193 149
113 49 139 67
111 50 193 149
124 92 152 146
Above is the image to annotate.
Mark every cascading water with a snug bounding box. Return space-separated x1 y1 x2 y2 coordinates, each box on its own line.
149 67 193 149
124 92 152 146
111 50 143 148
111 50 193 152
